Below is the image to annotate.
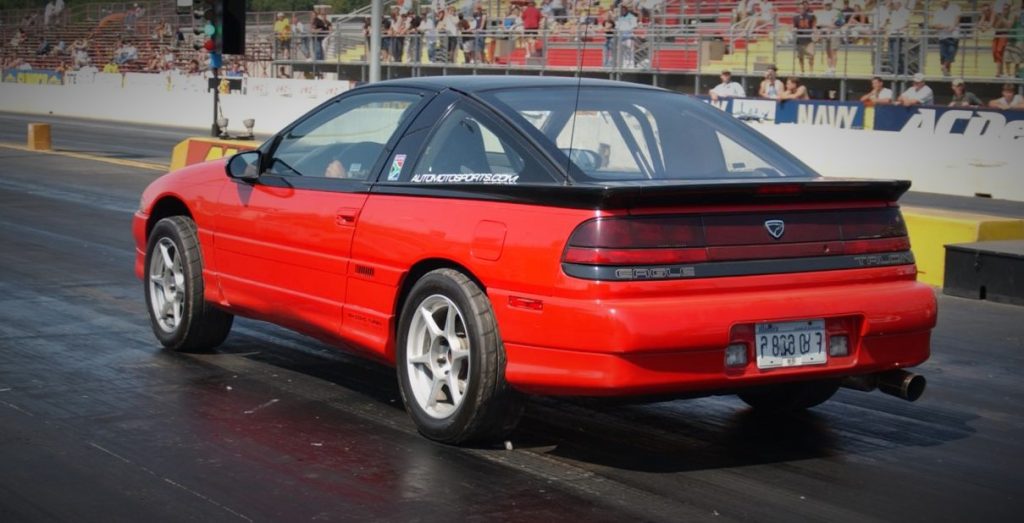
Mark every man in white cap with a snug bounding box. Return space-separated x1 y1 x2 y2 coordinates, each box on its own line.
896 73 934 106
709 70 746 101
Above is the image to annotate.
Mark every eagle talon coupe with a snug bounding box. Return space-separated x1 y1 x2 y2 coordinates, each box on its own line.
134 77 936 444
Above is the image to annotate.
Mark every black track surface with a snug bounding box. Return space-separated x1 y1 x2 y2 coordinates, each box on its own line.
1 116 1023 522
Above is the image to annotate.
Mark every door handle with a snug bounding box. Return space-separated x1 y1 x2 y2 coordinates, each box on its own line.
336 207 361 226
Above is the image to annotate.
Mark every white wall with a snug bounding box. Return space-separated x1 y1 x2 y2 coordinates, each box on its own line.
1 77 1021 201
750 123 1024 202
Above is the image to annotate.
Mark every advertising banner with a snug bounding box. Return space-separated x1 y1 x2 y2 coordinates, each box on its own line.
873 105 1024 140
775 100 865 129
2 69 63 85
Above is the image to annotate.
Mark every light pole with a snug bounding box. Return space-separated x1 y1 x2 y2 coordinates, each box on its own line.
369 0 382 83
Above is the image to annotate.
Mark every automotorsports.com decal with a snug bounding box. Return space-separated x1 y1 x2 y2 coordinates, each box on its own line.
410 173 519 184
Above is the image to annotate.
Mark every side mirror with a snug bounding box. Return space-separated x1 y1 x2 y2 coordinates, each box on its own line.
226 150 261 181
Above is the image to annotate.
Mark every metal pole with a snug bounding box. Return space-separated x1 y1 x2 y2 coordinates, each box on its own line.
369 0 382 83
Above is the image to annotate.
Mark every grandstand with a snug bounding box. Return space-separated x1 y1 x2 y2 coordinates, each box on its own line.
2 0 1020 94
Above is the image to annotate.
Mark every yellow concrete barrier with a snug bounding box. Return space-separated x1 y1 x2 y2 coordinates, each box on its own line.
27 123 51 151
903 207 1024 286
169 137 258 171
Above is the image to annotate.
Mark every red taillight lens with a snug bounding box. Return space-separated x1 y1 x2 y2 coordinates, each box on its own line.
564 217 707 265
841 208 908 239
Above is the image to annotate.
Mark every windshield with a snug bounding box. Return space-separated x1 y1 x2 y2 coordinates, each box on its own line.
482 87 819 182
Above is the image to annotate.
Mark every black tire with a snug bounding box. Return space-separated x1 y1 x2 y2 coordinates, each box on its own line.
396 268 523 444
144 216 233 352
738 379 841 413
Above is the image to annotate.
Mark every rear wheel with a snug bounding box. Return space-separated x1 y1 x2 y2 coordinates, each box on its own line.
145 216 233 352
396 268 522 444
738 380 841 413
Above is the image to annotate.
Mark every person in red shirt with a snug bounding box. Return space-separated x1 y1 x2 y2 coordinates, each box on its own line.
521 1 542 58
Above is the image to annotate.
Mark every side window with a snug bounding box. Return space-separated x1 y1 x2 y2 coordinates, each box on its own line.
403 105 556 185
268 92 420 180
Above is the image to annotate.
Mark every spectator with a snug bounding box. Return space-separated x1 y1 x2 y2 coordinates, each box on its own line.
978 3 1004 77
948 79 982 107
896 73 934 105
50 40 67 57
886 1 911 75
17 59 33 71
125 4 139 34
471 3 487 64
779 77 810 100
792 1 817 73
311 8 331 61
759 66 784 99
602 17 616 67
113 40 139 66
932 0 962 77
408 9 423 63
817 1 844 75
458 12 473 62
989 83 1024 109
44 0 56 27
186 59 201 75
731 1 771 50
292 14 308 59
709 70 746 100
102 61 120 74
423 9 439 63
441 6 460 62
1007 0 1024 79
54 0 66 27
617 5 639 68
860 76 894 105
522 1 542 58
274 13 292 59
36 38 53 56
990 2 1014 78
10 28 26 48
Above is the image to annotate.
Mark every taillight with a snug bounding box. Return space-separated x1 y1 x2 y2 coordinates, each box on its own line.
563 209 911 268
563 217 708 265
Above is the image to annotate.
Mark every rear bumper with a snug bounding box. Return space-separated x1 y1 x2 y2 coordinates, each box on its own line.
495 275 936 396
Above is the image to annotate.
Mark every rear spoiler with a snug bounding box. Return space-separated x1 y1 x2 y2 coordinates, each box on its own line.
372 178 912 210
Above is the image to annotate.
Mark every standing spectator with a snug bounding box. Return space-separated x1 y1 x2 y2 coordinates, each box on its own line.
948 79 982 107
522 1 542 59
125 4 139 34
817 2 844 75
44 0 56 27
896 73 934 105
54 0 66 26
758 66 784 99
408 9 423 63
932 0 962 77
860 76 894 105
423 9 439 63
886 0 911 75
989 83 1024 109
602 17 616 67
617 5 639 68
293 14 308 59
793 1 817 73
709 70 746 100
471 3 488 64
311 8 331 61
986 2 1013 78
780 77 810 100
274 13 292 59
458 12 473 62
1007 0 1024 79
441 6 460 62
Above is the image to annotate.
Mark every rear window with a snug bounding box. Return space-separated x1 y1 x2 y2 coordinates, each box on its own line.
482 87 818 182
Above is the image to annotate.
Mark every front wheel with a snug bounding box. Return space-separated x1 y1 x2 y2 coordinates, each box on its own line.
144 216 233 352
738 380 841 413
396 268 522 444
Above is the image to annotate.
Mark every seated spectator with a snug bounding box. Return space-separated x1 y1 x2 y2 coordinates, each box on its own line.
113 41 139 65
709 70 746 100
758 66 784 99
36 39 53 56
102 61 120 74
989 83 1024 109
144 53 162 72
16 58 33 71
10 28 27 48
948 79 982 107
186 59 201 75
860 76 894 105
896 73 934 106
779 77 810 100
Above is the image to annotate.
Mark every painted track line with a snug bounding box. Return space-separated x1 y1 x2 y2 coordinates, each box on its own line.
0 142 169 172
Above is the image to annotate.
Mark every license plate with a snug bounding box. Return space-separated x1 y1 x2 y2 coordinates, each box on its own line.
755 320 827 369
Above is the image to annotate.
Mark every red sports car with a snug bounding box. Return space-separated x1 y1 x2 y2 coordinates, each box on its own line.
134 77 936 443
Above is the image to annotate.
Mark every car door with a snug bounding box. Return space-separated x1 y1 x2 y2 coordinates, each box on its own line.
212 88 428 340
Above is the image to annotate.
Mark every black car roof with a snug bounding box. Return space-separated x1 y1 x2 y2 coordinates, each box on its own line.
357 75 667 94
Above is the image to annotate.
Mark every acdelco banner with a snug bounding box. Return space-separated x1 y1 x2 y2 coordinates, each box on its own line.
873 105 1024 140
